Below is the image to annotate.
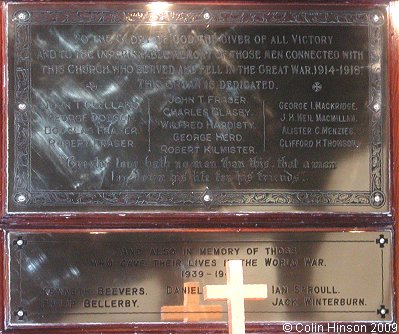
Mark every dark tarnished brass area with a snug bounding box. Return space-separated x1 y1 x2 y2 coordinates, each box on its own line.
7 231 392 325
6 4 389 213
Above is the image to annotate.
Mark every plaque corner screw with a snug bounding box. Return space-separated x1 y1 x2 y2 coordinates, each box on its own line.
371 192 384 208
13 236 27 249
377 305 389 318
202 189 213 205
14 308 27 320
203 12 211 20
376 235 388 248
18 103 27 111
373 103 381 112
203 194 212 202
370 12 384 25
16 194 26 203
16 11 29 21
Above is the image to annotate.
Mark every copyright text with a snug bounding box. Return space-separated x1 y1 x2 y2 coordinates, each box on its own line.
283 323 397 333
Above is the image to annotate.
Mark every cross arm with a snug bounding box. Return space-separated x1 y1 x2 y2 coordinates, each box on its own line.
204 285 230 301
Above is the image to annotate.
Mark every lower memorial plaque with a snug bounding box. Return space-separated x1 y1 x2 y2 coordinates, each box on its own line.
3 230 393 329
4 2 390 214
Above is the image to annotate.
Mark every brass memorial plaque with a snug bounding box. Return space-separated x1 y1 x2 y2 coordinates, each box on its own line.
5 3 389 213
6 231 393 326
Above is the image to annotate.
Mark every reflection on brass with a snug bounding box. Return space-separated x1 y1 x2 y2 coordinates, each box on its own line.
204 259 268 334
161 282 223 322
5 4 389 213
7 231 392 325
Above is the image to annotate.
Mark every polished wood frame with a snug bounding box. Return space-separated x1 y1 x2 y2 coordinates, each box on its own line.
0 0 398 333
0 0 394 224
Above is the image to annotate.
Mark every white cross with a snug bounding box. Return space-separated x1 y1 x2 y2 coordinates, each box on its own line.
204 260 268 334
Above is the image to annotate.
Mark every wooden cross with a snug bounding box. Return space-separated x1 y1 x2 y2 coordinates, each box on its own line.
161 282 222 322
204 260 268 334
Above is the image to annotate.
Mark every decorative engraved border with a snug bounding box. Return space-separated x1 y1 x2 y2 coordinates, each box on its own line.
28 9 373 26
13 11 31 207
10 9 387 211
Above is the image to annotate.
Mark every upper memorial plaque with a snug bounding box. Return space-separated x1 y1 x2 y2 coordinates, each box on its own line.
5 3 389 214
